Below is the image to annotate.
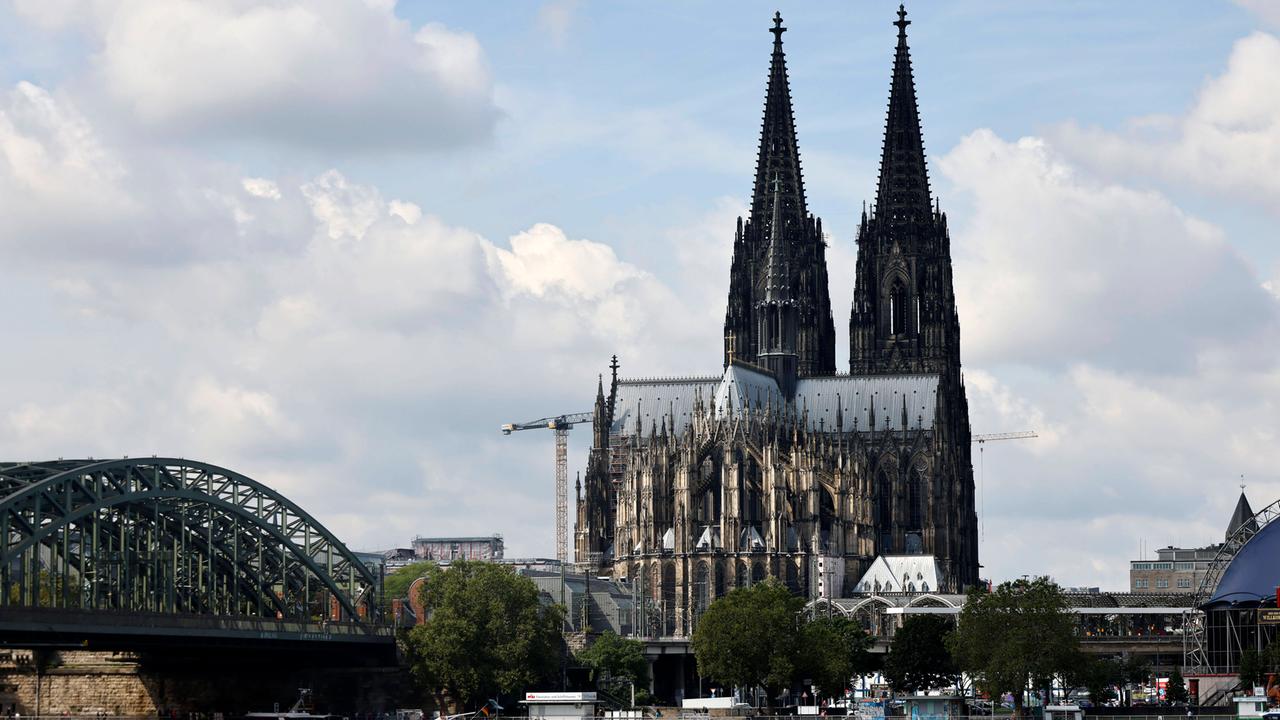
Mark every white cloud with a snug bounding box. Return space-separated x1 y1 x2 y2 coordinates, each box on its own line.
0 80 316 263
943 129 1278 374
940 125 1280 586
242 177 281 200
536 0 580 48
12 0 499 151
492 223 642 301
1235 0 1280 28
1050 31 1280 211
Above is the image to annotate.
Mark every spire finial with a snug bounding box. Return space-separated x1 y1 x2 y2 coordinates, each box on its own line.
770 11 786 44
894 4 910 40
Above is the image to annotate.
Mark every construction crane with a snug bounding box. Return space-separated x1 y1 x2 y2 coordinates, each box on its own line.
501 412 593 564
971 431 1038 541
973 431 1038 444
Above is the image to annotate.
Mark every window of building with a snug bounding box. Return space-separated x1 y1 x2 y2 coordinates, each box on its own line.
1177 578 1192 588
889 280 907 336
1134 578 1148 589
1156 579 1169 589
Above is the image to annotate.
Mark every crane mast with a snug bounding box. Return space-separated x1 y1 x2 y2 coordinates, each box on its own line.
501 412 593 564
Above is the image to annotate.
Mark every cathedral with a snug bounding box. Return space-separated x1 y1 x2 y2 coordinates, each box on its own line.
575 6 978 637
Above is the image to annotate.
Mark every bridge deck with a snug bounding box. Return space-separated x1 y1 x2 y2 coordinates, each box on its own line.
0 607 395 650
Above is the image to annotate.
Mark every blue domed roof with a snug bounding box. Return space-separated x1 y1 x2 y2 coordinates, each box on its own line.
1204 508 1280 609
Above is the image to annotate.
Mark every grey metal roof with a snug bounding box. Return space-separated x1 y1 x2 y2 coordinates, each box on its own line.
797 374 938 432
611 366 939 437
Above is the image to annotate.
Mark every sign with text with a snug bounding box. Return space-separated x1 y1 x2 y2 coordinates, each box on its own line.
1259 608 1280 624
524 693 597 703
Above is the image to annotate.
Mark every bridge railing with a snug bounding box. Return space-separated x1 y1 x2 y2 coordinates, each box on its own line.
0 605 395 640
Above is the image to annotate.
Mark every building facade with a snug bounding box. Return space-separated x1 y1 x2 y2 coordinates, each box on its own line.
575 8 978 638
411 534 505 562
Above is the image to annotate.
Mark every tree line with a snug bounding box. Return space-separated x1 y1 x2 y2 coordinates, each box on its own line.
392 561 1216 714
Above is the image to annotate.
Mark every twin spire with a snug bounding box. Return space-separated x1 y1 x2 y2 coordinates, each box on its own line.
752 11 807 233
875 4 933 225
726 6 932 382
754 5 930 230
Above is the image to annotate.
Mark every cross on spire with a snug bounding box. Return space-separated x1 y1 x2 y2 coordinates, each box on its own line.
770 11 786 44
894 4 910 39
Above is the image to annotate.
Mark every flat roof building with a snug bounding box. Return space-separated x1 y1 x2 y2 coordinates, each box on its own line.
412 534 504 562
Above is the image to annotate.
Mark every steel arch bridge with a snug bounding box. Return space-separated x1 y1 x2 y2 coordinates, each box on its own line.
0 457 386 645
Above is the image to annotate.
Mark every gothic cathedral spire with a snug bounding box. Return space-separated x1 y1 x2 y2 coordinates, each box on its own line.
724 12 836 380
849 4 961 379
877 5 932 226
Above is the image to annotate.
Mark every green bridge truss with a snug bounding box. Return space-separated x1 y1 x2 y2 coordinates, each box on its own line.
0 458 382 629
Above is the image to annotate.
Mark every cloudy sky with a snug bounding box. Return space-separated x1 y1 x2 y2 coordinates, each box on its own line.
0 0 1277 590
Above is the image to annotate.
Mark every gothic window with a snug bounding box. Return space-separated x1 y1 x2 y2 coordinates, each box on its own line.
785 561 799 593
907 465 925 530
819 488 837 551
876 467 894 553
752 561 766 585
889 279 908 336
694 562 710 616
737 561 749 589
715 562 726 599
662 562 677 636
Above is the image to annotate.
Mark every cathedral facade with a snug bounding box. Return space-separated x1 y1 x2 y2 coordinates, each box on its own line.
575 7 978 637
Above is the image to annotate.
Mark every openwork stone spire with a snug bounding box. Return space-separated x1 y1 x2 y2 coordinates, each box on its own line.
723 12 835 377
762 175 791 304
752 11 807 231
874 4 932 226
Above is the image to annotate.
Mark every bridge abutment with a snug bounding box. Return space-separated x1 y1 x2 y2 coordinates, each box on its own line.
0 649 407 716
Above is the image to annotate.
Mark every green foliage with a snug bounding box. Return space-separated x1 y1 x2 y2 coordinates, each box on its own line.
1166 667 1189 704
883 614 960 693
799 615 876 700
384 561 434 601
1262 640 1280 674
578 630 650 698
691 580 805 704
1067 656 1118 706
403 560 565 709
1240 647 1263 690
947 577 1080 716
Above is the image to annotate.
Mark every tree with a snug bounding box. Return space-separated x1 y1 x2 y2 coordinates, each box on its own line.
883 614 960 694
577 631 650 704
1067 656 1118 707
384 561 434 603
691 580 805 706
1166 667 1189 704
1240 647 1263 691
403 560 565 711
1118 656 1150 706
948 577 1080 717
800 615 876 701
